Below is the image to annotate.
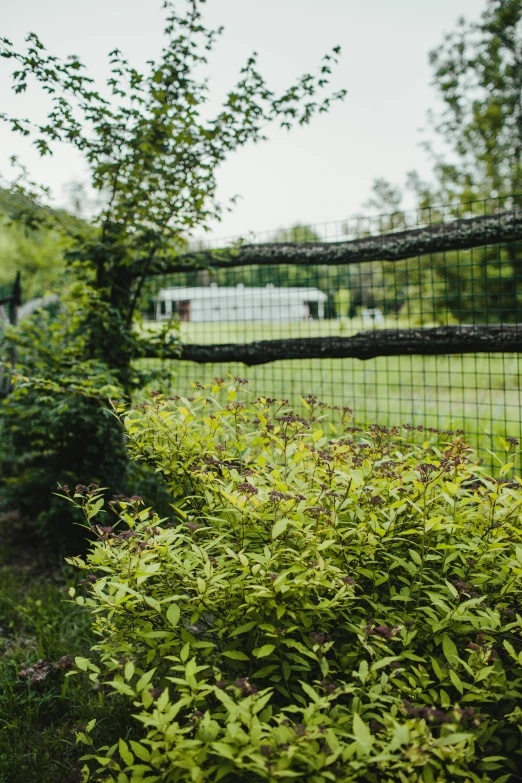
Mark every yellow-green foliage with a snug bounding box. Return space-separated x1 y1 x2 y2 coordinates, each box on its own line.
67 379 522 782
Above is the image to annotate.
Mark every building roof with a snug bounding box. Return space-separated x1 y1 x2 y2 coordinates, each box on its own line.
154 284 327 302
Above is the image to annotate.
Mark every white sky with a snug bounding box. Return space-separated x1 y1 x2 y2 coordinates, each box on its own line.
0 0 482 240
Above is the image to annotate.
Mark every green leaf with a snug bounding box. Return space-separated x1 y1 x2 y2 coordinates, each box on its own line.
449 668 464 694
130 741 151 762
222 650 250 661
230 621 257 637
357 659 369 683
251 692 273 714
498 436 511 453
75 656 90 672
118 738 134 767
124 661 135 681
157 689 169 711
253 644 276 658
251 665 279 679
408 548 422 566
108 678 135 697
371 656 399 672
210 742 236 760
352 713 373 755
440 688 451 707
499 462 514 476
144 595 161 613
136 668 156 693
434 732 472 747
166 603 180 627
442 633 459 665
430 657 445 682
300 681 321 703
272 519 289 539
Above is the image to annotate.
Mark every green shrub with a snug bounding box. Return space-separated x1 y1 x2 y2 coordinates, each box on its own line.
0 282 177 553
0 284 127 552
67 379 522 782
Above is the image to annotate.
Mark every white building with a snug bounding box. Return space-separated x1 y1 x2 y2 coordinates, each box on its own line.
153 283 328 322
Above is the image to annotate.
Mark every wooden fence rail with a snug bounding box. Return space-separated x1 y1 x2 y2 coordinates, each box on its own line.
144 325 522 366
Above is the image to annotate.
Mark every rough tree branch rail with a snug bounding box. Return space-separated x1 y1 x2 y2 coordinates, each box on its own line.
146 325 522 366
144 209 522 275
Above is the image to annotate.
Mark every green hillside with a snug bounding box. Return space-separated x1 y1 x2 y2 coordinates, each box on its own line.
0 189 90 300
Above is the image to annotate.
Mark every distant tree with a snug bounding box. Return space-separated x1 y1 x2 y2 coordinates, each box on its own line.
364 1 522 209
363 178 404 216
425 0 522 321
333 287 351 317
0 217 64 299
428 0 522 202
270 224 322 243
360 1 522 325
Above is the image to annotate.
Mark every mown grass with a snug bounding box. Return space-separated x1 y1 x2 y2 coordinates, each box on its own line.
0 520 132 783
142 314 409 344
140 317 522 469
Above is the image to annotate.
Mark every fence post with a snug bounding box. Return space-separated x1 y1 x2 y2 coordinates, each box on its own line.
0 272 22 398
9 271 21 326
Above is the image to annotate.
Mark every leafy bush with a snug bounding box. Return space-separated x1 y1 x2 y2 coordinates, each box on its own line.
68 379 522 781
0 284 127 552
0 282 178 552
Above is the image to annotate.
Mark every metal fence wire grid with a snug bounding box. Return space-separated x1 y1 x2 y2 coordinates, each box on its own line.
142 197 521 467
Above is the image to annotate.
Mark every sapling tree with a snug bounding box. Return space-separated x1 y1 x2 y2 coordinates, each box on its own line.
0 0 346 391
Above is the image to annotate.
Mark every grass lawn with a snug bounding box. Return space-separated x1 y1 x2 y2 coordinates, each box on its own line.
0 519 132 783
143 314 410 344
140 317 522 469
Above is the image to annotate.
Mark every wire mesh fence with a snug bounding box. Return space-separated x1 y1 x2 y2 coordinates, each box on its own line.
140 196 522 469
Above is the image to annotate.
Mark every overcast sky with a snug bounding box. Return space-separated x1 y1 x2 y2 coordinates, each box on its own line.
1 0 482 240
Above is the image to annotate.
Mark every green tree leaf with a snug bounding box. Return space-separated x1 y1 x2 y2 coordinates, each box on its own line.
166 603 180 627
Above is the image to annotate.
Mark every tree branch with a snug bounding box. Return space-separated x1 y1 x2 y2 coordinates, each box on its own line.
143 325 522 366
142 209 522 276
